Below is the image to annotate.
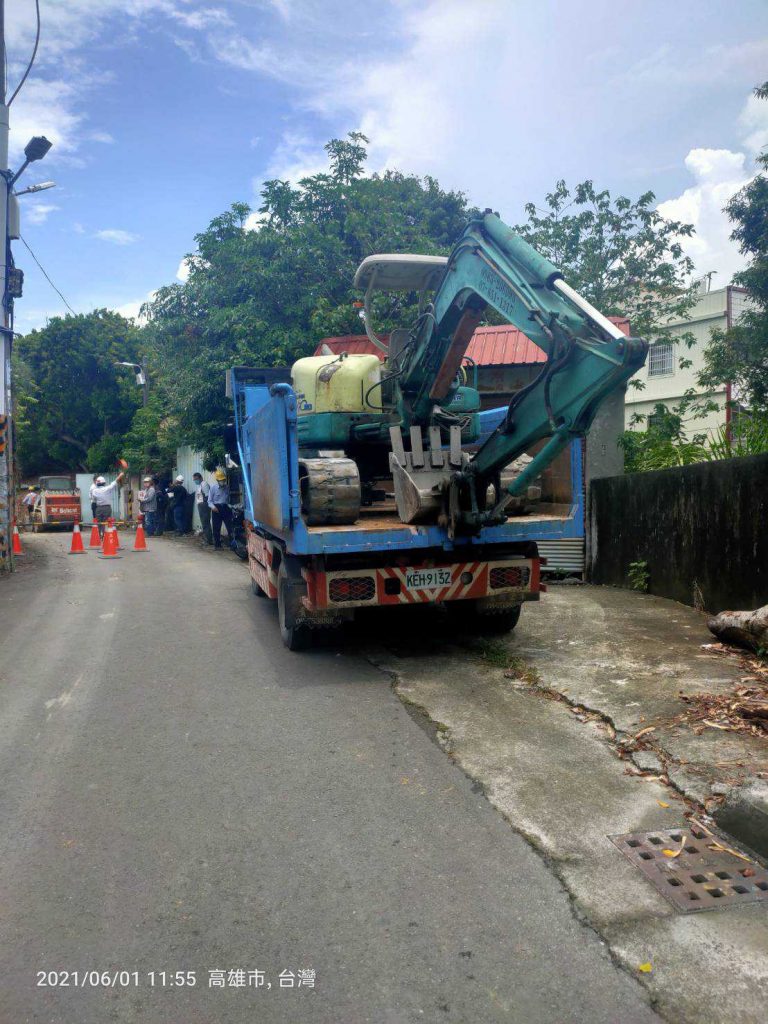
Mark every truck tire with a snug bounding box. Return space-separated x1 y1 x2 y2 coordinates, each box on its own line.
278 561 312 651
448 600 521 634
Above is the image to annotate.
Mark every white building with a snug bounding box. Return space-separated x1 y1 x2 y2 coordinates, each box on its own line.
625 284 748 437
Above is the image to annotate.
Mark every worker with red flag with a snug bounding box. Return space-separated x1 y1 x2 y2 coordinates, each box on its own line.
92 471 125 536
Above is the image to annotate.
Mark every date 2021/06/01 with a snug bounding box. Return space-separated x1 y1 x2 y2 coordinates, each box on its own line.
36 968 317 989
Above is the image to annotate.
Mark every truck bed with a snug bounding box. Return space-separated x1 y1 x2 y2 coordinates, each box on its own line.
232 375 583 557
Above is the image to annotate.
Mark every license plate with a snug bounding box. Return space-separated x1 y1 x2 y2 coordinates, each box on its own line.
404 568 453 592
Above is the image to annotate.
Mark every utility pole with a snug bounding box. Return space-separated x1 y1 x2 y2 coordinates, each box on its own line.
0 2 52 571
0 0 12 572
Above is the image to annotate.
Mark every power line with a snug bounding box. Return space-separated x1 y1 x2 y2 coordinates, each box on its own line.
19 234 76 315
8 0 40 107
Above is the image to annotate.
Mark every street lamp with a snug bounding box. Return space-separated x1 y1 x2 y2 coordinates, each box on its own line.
10 135 53 186
14 180 56 196
114 361 148 407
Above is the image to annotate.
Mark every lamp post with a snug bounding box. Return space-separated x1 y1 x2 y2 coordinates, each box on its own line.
0 0 52 570
114 361 148 407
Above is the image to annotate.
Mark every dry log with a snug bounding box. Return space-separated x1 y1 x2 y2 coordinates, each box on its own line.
707 606 768 653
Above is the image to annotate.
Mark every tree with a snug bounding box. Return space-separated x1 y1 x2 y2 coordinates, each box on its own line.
143 133 476 459
699 82 768 412
14 310 142 475
515 179 697 349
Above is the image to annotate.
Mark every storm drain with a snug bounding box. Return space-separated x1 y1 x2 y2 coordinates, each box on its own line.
610 825 768 913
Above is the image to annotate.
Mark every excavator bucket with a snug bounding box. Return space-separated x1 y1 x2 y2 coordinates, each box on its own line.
389 425 465 524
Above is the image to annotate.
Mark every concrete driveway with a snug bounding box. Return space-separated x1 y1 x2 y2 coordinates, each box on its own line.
364 586 768 1024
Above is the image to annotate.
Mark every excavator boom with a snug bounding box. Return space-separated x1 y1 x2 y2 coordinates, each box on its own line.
357 212 647 530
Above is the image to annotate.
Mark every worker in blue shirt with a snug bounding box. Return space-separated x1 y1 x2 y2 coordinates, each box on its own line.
208 469 234 550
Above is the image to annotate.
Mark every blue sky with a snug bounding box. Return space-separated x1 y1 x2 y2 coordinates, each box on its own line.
6 0 768 334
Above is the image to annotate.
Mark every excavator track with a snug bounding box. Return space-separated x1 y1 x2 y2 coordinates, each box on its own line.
299 458 361 525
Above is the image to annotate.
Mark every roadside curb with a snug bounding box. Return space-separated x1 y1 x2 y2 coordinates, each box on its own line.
714 780 768 861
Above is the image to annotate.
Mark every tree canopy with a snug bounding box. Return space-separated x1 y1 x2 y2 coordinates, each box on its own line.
141 132 476 460
14 310 143 475
514 179 697 347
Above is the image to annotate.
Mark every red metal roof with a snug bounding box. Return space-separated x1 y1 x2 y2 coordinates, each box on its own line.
315 317 629 367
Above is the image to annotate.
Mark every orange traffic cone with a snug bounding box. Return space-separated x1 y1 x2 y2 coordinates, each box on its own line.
133 515 148 552
89 522 101 548
107 517 123 550
98 523 122 559
11 524 23 554
68 523 86 554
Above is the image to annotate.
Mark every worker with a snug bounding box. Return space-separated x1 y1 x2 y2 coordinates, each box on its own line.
21 486 37 525
137 476 158 536
153 476 167 536
168 475 188 537
208 470 234 550
92 473 124 535
88 474 99 521
193 472 212 545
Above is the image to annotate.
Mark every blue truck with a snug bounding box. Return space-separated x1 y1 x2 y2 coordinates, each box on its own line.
227 212 646 649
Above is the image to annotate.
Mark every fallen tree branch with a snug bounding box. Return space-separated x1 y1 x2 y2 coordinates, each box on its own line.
707 606 768 654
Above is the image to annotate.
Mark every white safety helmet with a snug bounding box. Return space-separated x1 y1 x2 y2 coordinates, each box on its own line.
95 476 106 484
175 474 184 483
143 476 153 483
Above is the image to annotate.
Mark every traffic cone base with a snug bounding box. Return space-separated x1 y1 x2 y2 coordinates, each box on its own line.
97 524 122 559
68 523 86 554
89 523 101 547
12 525 23 555
133 517 148 552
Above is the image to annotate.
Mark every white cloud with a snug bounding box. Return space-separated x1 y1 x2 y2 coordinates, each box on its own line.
24 203 59 226
95 228 140 245
656 83 768 285
3 1 230 164
256 131 329 186
739 92 768 156
243 210 268 232
657 148 752 284
176 257 192 281
9 77 85 162
115 290 156 322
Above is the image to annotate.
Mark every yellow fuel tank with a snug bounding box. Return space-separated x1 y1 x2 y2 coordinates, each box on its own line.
292 353 382 415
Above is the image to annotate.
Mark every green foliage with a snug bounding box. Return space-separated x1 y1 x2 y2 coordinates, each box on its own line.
619 405 768 472
14 310 142 475
619 404 706 471
700 82 768 412
627 561 649 592
706 414 768 460
515 179 697 348
142 133 476 460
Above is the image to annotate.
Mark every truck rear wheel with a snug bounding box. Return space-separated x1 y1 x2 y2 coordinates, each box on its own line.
448 600 521 634
277 561 312 651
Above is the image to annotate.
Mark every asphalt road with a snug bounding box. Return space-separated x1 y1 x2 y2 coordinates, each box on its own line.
0 533 660 1024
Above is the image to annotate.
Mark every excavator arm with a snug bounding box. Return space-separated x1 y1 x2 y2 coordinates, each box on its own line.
358 212 647 532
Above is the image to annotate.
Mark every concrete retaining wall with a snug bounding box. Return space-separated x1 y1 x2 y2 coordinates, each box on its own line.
588 454 768 613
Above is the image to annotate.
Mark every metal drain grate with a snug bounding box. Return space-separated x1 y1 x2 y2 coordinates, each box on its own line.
610 825 768 913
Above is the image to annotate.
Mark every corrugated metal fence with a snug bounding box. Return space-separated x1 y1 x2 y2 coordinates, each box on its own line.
175 446 216 530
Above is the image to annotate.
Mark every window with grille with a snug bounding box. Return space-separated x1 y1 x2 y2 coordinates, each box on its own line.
648 342 674 377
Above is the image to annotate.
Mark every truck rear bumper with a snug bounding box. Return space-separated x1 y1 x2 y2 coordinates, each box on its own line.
303 558 539 611
247 529 540 614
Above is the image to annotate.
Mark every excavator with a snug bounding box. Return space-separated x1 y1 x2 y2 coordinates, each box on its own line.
289 209 647 535
230 209 647 648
